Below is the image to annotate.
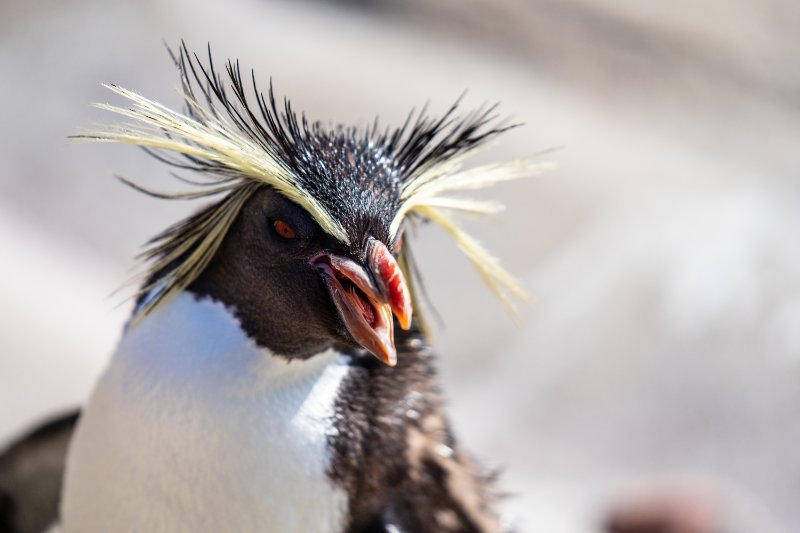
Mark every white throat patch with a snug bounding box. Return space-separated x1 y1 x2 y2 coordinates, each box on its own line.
62 293 350 532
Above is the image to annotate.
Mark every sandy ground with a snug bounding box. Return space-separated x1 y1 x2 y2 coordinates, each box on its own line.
1 1 799 531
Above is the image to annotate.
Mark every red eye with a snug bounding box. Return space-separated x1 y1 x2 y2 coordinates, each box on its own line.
274 219 296 239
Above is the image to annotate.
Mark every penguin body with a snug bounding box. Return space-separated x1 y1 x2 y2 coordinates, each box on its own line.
0 42 546 532
63 293 350 533
62 293 501 533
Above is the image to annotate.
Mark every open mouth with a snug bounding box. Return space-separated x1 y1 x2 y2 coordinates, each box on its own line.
310 240 411 366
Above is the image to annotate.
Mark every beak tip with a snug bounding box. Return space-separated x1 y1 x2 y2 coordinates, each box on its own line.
398 313 412 331
372 343 397 366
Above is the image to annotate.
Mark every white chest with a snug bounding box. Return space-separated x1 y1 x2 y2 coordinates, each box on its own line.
61 293 351 533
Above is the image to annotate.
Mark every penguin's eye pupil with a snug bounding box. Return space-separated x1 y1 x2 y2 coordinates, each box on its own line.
273 219 296 239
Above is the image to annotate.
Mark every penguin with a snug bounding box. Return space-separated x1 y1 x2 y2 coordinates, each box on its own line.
0 43 547 532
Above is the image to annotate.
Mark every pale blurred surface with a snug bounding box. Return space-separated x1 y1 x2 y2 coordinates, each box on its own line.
1 1 798 531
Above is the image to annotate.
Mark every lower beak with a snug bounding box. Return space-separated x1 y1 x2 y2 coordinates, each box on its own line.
310 241 412 366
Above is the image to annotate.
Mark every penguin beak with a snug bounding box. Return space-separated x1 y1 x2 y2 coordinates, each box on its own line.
310 240 412 366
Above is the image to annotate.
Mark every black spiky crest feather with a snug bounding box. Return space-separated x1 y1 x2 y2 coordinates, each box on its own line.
74 42 551 320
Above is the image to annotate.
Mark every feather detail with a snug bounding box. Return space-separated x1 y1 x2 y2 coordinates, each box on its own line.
76 84 350 244
114 175 235 200
413 205 529 316
135 183 259 317
412 196 505 215
390 158 553 237
390 157 551 312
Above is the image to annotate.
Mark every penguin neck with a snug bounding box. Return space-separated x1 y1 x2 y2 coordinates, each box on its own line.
124 290 339 385
62 291 351 532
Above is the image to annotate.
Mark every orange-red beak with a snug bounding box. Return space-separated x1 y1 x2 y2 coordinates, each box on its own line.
310 239 412 366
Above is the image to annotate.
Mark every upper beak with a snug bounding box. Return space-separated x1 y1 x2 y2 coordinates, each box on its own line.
310 239 412 366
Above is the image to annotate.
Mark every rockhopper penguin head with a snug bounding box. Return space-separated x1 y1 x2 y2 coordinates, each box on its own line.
76 42 550 364
189 185 411 364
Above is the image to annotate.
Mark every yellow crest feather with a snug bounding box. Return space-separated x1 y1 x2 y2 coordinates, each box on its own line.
78 84 350 245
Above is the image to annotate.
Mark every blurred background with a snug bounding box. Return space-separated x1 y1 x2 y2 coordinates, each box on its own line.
1 0 799 531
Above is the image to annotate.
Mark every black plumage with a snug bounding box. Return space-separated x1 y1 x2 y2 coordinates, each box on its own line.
331 332 504 532
0 413 78 533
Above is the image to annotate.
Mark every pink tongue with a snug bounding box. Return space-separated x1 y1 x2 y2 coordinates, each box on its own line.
348 285 376 326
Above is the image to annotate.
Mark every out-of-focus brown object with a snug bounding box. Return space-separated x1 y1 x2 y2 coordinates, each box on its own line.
605 482 722 533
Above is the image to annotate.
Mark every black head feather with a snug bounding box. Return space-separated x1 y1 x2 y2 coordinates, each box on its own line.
162 42 514 252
